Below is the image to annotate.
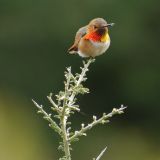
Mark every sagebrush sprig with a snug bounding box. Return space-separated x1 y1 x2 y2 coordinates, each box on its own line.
69 105 126 142
32 100 61 135
32 58 126 160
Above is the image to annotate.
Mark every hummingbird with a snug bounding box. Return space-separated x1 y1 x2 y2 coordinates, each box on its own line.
68 18 114 57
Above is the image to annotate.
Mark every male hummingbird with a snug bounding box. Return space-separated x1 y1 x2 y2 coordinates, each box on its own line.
68 18 114 57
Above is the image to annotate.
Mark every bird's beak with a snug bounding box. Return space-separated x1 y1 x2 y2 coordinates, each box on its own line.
107 23 115 27
102 23 115 28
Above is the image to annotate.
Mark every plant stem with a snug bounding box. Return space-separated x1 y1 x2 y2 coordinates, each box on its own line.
59 59 94 160
61 114 71 160
68 58 94 106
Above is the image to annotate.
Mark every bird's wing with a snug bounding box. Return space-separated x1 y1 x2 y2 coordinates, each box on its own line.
68 26 87 54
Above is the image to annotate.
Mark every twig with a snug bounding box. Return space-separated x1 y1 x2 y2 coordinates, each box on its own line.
93 146 107 160
69 105 126 142
32 99 61 135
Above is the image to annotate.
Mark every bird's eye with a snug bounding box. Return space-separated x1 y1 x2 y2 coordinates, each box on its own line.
94 25 97 29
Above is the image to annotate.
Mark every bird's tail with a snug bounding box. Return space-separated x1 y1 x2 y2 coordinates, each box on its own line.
68 44 78 54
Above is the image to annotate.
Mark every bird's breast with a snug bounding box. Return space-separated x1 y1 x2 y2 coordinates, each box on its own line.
78 37 110 57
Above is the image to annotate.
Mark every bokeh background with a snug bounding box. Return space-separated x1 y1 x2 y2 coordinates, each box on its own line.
0 0 160 160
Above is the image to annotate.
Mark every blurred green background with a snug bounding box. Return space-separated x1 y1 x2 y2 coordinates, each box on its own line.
0 0 160 159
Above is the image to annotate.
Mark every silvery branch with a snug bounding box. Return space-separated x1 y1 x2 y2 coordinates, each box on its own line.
32 58 126 160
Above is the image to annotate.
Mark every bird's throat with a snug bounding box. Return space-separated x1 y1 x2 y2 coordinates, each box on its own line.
84 31 109 42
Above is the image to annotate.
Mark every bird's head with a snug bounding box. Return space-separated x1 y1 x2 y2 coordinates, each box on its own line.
87 18 114 35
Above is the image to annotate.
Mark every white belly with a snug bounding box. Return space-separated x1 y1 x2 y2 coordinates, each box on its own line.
78 40 110 57
91 40 110 56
